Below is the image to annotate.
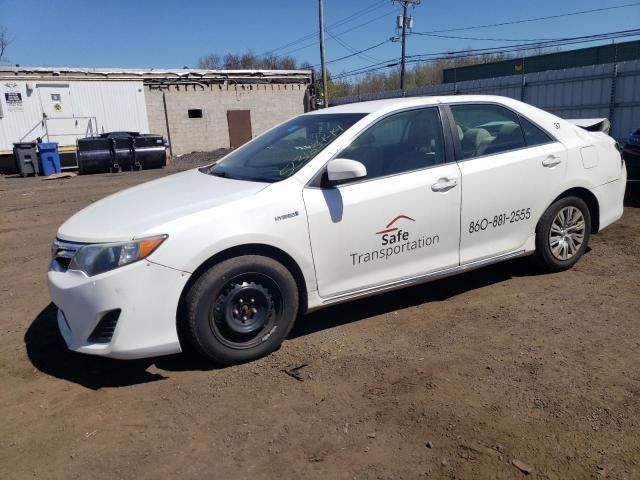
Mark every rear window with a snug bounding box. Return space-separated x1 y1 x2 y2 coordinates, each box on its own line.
520 117 553 146
451 104 526 159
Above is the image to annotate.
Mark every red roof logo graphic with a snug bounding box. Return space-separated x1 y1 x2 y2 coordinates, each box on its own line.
375 215 415 235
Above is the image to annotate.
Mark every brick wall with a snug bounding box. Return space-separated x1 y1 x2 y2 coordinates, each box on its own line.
145 83 308 155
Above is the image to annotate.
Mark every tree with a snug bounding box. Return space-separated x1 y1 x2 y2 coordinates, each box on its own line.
299 61 315 73
223 53 241 69
196 50 305 71
326 49 541 98
196 53 222 69
0 26 12 63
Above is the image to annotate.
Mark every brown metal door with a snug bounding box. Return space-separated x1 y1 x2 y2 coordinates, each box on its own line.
227 110 252 149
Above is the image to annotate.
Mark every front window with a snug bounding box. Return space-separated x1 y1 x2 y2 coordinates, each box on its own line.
208 113 365 182
340 107 445 180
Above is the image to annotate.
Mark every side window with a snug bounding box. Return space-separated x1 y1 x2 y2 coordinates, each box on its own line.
451 104 526 159
340 107 445 180
368 115 406 146
520 116 553 146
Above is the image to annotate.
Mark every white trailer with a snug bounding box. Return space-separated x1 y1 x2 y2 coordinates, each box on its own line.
0 68 150 154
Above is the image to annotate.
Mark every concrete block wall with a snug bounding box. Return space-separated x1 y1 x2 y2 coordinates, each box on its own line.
145 83 308 155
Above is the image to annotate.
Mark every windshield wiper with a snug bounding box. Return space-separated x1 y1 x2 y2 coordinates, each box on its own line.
211 170 230 178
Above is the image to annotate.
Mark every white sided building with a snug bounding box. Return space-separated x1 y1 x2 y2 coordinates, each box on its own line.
0 67 313 168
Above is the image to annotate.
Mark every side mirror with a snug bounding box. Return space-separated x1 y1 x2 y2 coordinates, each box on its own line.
326 158 367 184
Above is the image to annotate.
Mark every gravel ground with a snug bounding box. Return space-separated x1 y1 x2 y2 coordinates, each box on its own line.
1 155 639 479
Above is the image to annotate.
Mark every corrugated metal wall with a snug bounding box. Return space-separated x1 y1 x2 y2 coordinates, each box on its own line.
330 60 640 140
442 40 640 83
71 81 149 135
0 80 149 151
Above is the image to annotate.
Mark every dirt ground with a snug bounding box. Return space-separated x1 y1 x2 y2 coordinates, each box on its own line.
1 154 639 480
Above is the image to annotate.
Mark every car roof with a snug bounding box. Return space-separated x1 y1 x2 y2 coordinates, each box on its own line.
311 95 518 115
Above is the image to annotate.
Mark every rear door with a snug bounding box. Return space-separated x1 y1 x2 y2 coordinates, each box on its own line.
446 103 567 263
227 110 252 149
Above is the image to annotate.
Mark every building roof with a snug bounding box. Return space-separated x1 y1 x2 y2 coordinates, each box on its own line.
0 66 313 84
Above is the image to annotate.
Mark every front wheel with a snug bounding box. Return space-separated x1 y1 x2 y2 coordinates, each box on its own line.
533 196 591 272
183 255 299 365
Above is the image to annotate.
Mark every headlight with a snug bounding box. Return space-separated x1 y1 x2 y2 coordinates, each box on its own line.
68 235 167 276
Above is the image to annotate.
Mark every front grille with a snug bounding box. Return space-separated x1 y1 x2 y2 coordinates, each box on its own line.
88 309 121 343
51 239 82 271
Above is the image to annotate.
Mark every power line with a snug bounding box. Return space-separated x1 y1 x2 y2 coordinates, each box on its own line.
259 0 389 57
271 8 398 59
314 38 391 67
330 4 640 77
329 0 389 30
417 2 640 34
334 29 640 78
408 29 640 61
331 29 640 80
267 1 640 63
326 30 381 64
411 32 559 42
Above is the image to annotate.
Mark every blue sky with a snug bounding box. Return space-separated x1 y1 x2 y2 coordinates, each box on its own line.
1 0 638 77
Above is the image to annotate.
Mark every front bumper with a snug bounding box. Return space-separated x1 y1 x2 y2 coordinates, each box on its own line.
47 259 190 359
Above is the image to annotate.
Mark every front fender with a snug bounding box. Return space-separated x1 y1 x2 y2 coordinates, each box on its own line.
147 182 317 292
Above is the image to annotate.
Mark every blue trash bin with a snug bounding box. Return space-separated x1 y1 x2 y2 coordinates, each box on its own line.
38 143 62 176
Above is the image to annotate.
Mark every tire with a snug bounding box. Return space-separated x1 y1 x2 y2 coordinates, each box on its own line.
183 255 299 365
533 196 591 272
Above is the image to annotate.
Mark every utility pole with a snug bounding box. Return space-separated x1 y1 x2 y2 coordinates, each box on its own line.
318 0 329 107
395 0 421 91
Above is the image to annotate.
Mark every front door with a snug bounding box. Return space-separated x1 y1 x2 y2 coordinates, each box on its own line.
448 103 568 263
37 84 79 146
303 107 462 298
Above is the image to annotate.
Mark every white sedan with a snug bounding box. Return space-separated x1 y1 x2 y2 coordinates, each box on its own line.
48 95 626 364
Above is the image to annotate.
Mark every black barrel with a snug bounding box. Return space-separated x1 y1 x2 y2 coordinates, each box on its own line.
132 135 166 169
77 132 166 174
77 137 112 174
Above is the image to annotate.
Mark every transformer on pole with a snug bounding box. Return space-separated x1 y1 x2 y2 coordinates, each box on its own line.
394 0 421 91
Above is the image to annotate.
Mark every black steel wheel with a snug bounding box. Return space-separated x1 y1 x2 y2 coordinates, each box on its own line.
183 255 299 364
210 273 281 349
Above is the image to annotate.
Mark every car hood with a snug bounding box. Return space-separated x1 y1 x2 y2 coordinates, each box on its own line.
57 169 270 243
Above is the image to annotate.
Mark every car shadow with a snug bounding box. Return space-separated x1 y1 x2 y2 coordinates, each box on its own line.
289 256 546 339
24 303 217 390
25 257 550 389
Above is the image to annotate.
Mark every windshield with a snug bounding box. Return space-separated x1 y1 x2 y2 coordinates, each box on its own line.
209 113 365 182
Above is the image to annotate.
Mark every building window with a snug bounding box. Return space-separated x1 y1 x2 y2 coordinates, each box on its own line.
188 109 203 118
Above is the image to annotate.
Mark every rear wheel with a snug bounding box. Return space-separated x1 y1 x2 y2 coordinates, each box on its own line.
533 196 591 272
183 255 299 365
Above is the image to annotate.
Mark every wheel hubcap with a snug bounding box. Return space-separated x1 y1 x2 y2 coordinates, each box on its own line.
209 273 282 349
549 206 586 261
219 282 272 334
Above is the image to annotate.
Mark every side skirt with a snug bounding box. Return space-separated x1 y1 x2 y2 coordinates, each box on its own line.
307 249 533 312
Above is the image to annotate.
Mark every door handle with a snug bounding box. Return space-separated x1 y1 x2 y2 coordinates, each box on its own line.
542 155 562 167
431 178 458 192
